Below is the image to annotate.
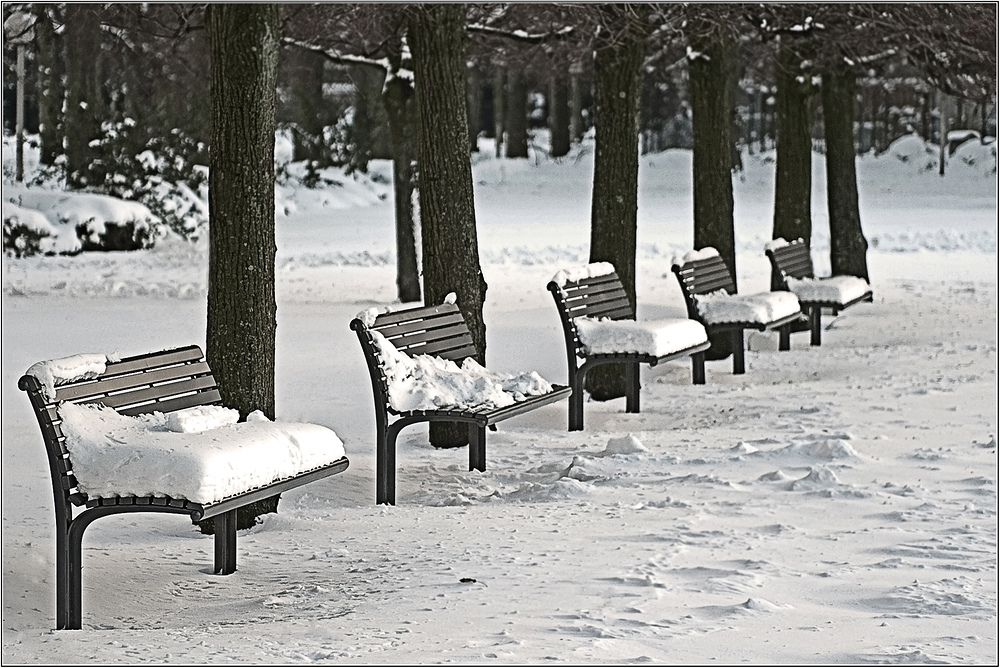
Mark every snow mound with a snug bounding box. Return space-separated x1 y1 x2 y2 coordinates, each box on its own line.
601 434 649 456
25 353 117 401
165 405 240 433
694 290 800 325
58 402 346 504
575 316 707 358
371 331 554 413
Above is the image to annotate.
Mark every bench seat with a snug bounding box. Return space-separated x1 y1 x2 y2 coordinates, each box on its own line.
19 345 350 630
548 264 710 431
765 238 874 345
352 298 571 504
672 248 804 374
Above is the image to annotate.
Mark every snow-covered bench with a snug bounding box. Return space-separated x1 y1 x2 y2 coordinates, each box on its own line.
765 237 873 346
671 248 804 374
18 345 350 630
547 263 710 431
351 297 572 505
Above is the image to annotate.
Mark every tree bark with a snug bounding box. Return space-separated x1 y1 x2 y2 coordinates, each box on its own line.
771 38 815 290
410 5 488 447
585 8 648 401
549 73 571 158
505 69 529 158
63 4 104 188
34 7 63 167
383 62 421 303
688 26 737 359
207 3 280 528
821 64 870 281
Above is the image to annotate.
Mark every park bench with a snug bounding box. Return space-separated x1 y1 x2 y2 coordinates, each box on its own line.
19 344 349 630
547 263 710 431
765 237 874 346
671 248 803 374
351 298 572 505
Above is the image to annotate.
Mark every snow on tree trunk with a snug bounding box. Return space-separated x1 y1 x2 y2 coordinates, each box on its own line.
771 38 816 290
688 27 737 360
822 64 870 282
410 5 488 448
207 3 280 528
585 8 648 402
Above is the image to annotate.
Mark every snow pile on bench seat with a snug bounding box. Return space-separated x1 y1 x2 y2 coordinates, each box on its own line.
371 331 554 413
694 290 800 325
25 353 119 401
575 317 707 358
786 275 871 305
164 405 240 433
58 402 346 504
551 262 616 287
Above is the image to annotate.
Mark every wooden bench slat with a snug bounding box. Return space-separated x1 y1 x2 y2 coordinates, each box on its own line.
102 346 205 378
406 336 478 360
115 388 223 416
387 322 473 350
55 362 214 402
372 303 461 327
79 375 219 410
374 311 467 338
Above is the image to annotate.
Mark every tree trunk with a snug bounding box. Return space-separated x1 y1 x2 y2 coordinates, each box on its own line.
383 64 421 304
63 4 104 189
821 64 869 281
505 69 529 158
569 61 585 143
410 5 488 447
34 7 63 168
493 69 506 158
207 3 280 528
585 9 648 401
688 27 736 359
549 73 571 158
466 64 482 152
281 47 327 164
771 39 815 290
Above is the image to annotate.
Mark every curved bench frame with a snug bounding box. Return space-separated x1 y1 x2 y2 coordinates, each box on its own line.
547 270 709 431
19 345 349 630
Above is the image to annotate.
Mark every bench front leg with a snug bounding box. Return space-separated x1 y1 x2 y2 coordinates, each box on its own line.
569 367 586 432
732 329 745 374
468 424 486 472
809 306 822 346
692 351 706 385
378 421 402 505
778 323 791 351
625 362 640 413
214 509 237 575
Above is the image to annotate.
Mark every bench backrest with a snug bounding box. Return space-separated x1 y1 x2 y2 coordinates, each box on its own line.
547 270 635 359
18 345 220 508
350 303 477 415
765 238 815 290
671 252 737 320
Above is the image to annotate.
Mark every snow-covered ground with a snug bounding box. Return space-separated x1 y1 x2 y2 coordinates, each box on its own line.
2 134 997 664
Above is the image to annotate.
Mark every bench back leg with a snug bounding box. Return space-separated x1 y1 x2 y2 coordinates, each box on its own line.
732 329 746 374
569 369 586 431
779 324 791 351
379 422 403 505
625 363 640 413
692 351 706 385
214 510 238 575
468 424 486 472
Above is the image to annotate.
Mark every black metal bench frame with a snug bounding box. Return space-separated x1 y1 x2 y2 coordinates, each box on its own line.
765 237 874 346
547 269 710 431
351 302 572 505
18 345 350 630
672 252 803 374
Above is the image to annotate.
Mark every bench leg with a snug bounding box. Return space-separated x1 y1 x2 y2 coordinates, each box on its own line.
55 525 70 630
692 351 706 385
378 423 401 505
778 324 791 351
810 306 822 346
625 363 640 413
214 509 237 575
732 329 745 374
569 370 585 431
468 424 487 472
66 527 83 630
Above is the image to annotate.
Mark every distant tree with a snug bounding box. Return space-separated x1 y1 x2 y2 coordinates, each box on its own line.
63 4 104 188
584 5 650 400
409 4 488 447
33 5 63 167
206 3 281 528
